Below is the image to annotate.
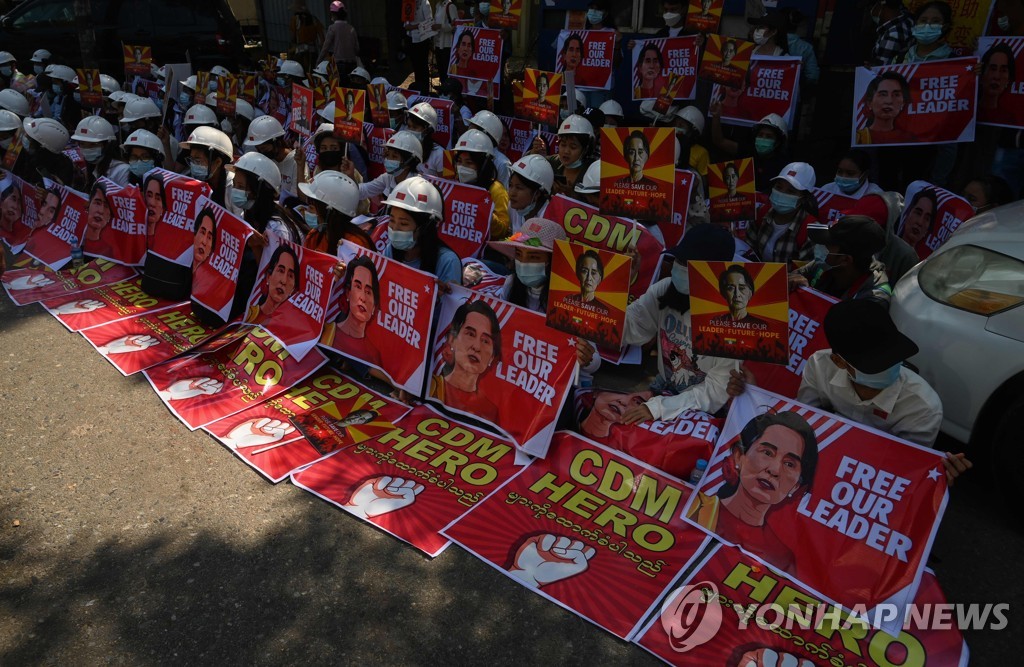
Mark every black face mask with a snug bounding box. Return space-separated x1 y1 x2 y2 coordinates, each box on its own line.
318 150 343 169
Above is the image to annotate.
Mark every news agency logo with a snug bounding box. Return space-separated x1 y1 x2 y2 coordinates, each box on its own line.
659 582 722 653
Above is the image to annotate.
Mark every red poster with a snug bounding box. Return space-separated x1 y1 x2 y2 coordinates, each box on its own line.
811 187 860 225
498 114 535 161
290 84 314 137
42 277 179 332
333 87 365 143
977 37 1024 129
555 30 616 90
899 180 974 260
2 259 135 306
237 73 257 105
636 545 969 666
707 158 755 222
190 196 254 321
82 178 148 266
400 0 415 23
449 26 504 98
442 433 713 639
712 56 802 130
23 181 88 269
122 44 153 78
599 127 675 221
204 368 410 483
424 175 494 259
574 388 721 480
461 257 507 297
699 34 754 88
685 0 723 32
243 233 336 361
631 36 700 101
294 404 521 556
685 386 949 632
144 169 213 266
319 241 437 396
0 173 40 253
746 287 837 399
410 95 455 149
546 239 629 350
487 0 522 30
518 69 562 127
363 125 394 180
80 304 222 376
367 83 389 127
2 128 25 171
427 286 576 457
193 71 209 105
853 58 978 146
688 260 789 364
440 150 456 179
76 68 104 108
666 169 696 249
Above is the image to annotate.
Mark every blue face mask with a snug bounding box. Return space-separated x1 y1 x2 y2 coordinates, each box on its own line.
567 157 584 169
515 260 548 287
179 92 192 108
512 199 537 219
834 175 862 195
754 136 776 155
129 159 155 178
671 262 689 293
80 146 104 163
52 83 63 95
390 228 416 251
849 363 901 389
813 244 829 262
275 76 286 87
587 9 604 24
0 66 14 78
384 158 403 175
33 64 45 76
230 188 253 210
189 163 209 181
770 188 800 214
304 210 319 228
912 24 943 45
389 117 399 130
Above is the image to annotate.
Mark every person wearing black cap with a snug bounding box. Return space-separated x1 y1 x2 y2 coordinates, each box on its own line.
618 224 741 424
789 215 892 306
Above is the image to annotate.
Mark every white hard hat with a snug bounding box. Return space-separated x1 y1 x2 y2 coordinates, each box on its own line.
454 129 493 156
674 105 705 134
181 126 234 162
0 89 30 117
598 100 623 118
350 66 371 82
558 114 594 139
277 59 305 79
108 90 131 105
244 114 286 146
45 64 76 83
772 162 816 192
386 90 408 111
508 154 554 194
72 115 116 143
385 130 424 162
235 98 255 121
210 65 231 79
23 117 70 153
121 96 161 123
755 113 789 139
370 76 390 86
181 74 198 91
99 74 121 95
0 109 21 132
0 52 15 66
317 100 336 123
468 109 503 145
30 49 52 64
408 101 438 130
313 122 336 141
575 161 601 194
229 151 282 194
298 171 360 217
184 103 218 127
153 64 166 80
122 129 165 158
385 176 443 222
312 61 331 79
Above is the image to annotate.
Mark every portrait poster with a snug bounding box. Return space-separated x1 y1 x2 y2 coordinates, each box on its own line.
498 115 534 161
122 43 153 78
518 68 562 126
852 57 978 146
2 128 24 170
810 187 860 225
0 171 39 253
42 277 180 332
367 83 390 127
666 169 697 250
698 34 754 89
333 87 366 143
194 71 210 105
143 325 328 431
635 545 970 666
237 73 258 105
142 169 213 267
80 303 223 376
441 149 457 180
424 175 495 259
599 127 675 221
685 0 724 33
545 239 629 350
363 125 395 180
898 180 974 260
711 56 802 130
684 386 949 634
707 159 755 222
427 286 577 458
204 368 411 483
293 403 521 557
631 36 699 102
319 241 437 397
574 388 722 480
1 258 135 306
745 287 838 399
75 68 104 108
448 26 504 99
975 37 1024 129
410 95 455 149
554 30 617 90
189 196 254 322
216 75 237 117
81 178 148 267
243 232 336 362
688 260 789 364
290 84 314 137
487 0 522 30
441 432 714 640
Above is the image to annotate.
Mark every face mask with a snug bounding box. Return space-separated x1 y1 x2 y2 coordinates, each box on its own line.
912 24 943 45
190 163 210 181
319 150 343 169
304 210 319 228
770 188 800 214
73 91 82 104
408 129 425 142
275 76 286 87
209 81 218 92
52 84 63 95
456 164 478 184
0 137 11 151
80 146 104 163
33 65 45 76
998 15 1011 31
754 137 776 155
389 228 416 251
512 199 537 219
384 158 403 175
129 159 155 178
566 156 584 169
587 9 604 24
663 12 681 25
813 244 828 262
515 260 548 287
0 66 13 78
671 262 689 293
478 3 490 15
849 363 901 390
179 92 192 108
230 188 253 210
834 175 862 195
871 11 881 25
389 117 399 130
752 28 768 45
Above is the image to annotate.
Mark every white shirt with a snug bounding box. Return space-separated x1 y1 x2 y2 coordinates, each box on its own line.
418 144 444 177
276 151 298 201
762 221 790 261
408 0 434 44
797 350 943 447
433 0 457 49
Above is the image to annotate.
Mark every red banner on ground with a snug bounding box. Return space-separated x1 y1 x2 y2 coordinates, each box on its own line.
546 240 629 350
699 34 754 89
82 178 148 266
2 259 136 306
631 37 699 101
22 180 88 269
712 56 802 130
423 176 494 259
189 197 254 322
0 172 40 253
555 30 616 90
42 277 179 332
599 127 675 222
708 158 755 222
898 180 974 260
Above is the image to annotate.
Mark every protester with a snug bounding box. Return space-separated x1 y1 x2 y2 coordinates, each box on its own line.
121 129 165 186
868 0 915 65
748 12 789 57
898 1 953 63
573 161 601 207
820 149 884 198
780 8 820 85
453 129 510 241
506 155 554 234
709 111 790 191
845 192 918 285
406 102 445 177
71 116 130 188
181 126 234 206
790 215 892 305
300 170 373 252
244 115 298 201
381 176 461 283
467 110 511 188
14 117 73 186
962 175 1015 214
746 162 819 264
343 130 423 203
671 106 709 177
403 0 435 93
433 0 459 87
535 114 595 198
291 1 325 74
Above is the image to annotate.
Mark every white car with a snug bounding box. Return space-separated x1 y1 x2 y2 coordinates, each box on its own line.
891 200 1024 494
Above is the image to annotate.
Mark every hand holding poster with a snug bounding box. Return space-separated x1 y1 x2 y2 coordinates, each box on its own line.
290 84 314 136
82 178 148 266
976 37 1024 129
853 58 978 146
555 30 616 90
685 0 723 33
707 158 755 222
122 44 153 78
545 240 629 350
711 56 802 129
599 127 675 221
631 37 699 101
699 34 754 89
518 69 562 126
333 87 365 143
42 277 178 332
449 26 504 99
487 0 522 29
423 175 494 258
898 180 973 260
189 196 254 321
688 260 789 364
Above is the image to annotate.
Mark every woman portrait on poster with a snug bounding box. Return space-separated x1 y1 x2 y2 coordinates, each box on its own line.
143 174 165 238
577 388 654 440
0 177 23 233
321 255 383 367
430 299 502 422
191 206 217 271
559 33 584 73
979 42 1015 120
900 187 938 249
84 181 114 255
452 30 476 77
634 43 667 99
36 187 62 230
246 244 301 325
855 71 917 145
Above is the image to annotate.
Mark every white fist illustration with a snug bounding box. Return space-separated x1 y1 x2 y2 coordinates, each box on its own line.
344 476 424 519
223 418 295 449
509 534 595 588
97 334 160 355
738 648 816 667
55 299 106 315
159 377 223 401
7 274 54 290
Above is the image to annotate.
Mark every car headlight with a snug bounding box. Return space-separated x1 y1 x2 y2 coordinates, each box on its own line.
919 245 1024 315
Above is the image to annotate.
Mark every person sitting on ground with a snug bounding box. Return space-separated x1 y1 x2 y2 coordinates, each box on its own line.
790 215 892 306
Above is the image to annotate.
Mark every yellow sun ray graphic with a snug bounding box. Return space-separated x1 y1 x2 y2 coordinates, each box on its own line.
690 260 720 287
752 262 785 290
690 296 729 315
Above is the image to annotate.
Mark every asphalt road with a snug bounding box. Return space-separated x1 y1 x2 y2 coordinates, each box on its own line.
1 283 1019 665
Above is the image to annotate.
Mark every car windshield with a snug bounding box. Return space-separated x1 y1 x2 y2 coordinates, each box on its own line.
12 0 75 27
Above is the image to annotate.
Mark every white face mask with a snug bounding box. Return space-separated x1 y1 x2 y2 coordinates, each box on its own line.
390 228 416 251
514 260 548 287
997 15 1011 31
80 145 104 163
753 28 769 45
671 262 689 293
663 12 682 26
456 164 478 184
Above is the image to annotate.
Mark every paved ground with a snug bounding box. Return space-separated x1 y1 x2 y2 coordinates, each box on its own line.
1 279 1019 665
